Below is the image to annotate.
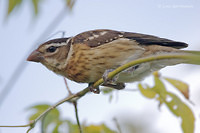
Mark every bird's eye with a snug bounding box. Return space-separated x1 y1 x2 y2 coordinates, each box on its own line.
46 46 57 53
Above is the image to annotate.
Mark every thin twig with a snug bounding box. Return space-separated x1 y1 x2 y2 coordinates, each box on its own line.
64 78 72 95
26 87 89 132
0 81 87 132
37 89 88 123
41 113 48 133
73 102 82 133
113 118 122 133
0 124 30 128
64 78 82 133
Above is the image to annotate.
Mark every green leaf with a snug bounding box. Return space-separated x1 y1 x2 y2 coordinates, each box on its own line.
138 84 156 99
52 121 63 133
101 87 114 102
165 92 195 133
66 120 79 133
153 74 167 94
164 77 189 99
28 104 61 133
28 104 51 121
66 120 116 133
31 0 41 15
101 124 117 133
153 76 195 133
42 110 60 132
109 94 113 103
65 0 76 10
7 0 22 16
102 87 114 94
83 124 116 133
139 74 195 133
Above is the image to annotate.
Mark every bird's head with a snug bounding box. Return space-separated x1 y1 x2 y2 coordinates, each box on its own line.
27 38 71 73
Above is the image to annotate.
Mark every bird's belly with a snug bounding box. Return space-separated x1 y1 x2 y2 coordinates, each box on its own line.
117 58 183 83
117 63 152 82
65 40 145 83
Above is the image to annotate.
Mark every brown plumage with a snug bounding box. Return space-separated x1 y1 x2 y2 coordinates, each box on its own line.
27 29 188 92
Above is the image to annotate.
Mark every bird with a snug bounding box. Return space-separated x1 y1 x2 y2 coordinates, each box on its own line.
27 29 199 93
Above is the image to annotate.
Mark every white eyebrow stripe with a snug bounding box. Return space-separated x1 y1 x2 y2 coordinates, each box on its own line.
66 37 72 44
46 42 68 47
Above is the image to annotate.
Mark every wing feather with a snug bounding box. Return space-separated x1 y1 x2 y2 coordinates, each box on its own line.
71 29 188 49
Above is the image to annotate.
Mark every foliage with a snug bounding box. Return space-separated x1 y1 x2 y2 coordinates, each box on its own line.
6 0 76 17
102 87 114 102
138 72 195 133
28 104 61 133
99 72 195 133
31 0 41 15
28 104 116 133
7 0 22 16
27 71 195 133
164 77 189 99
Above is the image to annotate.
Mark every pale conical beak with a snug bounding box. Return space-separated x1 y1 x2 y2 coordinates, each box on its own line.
27 50 43 62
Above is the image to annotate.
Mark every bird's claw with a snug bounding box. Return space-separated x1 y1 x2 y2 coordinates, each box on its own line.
102 69 125 90
103 69 118 83
89 69 125 94
102 82 125 90
88 83 100 94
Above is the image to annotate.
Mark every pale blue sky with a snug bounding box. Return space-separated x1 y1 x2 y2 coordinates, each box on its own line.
0 0 200 133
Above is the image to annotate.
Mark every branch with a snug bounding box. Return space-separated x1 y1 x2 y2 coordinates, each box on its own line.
64 78 73 95
64 78 82 133
0 87 89 131
113 118 122 133
73 102 82 133
0 53 198 132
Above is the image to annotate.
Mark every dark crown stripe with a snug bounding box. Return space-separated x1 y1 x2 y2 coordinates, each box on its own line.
45 38 70 45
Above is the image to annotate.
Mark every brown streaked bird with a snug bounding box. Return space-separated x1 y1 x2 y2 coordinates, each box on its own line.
27 29 190 93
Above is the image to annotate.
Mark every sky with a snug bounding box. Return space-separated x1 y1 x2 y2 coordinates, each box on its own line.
0 0 200 133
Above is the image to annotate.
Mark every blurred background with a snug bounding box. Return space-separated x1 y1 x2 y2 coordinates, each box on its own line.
0 0 200 133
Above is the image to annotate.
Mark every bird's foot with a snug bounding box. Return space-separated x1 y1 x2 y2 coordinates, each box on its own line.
88 83 100 94
102 69 125 90
103 69 118 83
102 82 125 90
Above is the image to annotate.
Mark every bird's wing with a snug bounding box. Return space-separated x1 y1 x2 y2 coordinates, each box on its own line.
71 29 188 49
123 32 188 49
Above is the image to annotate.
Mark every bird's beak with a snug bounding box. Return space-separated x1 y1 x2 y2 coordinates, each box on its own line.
27 50 43 62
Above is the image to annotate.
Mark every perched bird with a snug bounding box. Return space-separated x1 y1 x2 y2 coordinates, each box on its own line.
27 29 199 93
